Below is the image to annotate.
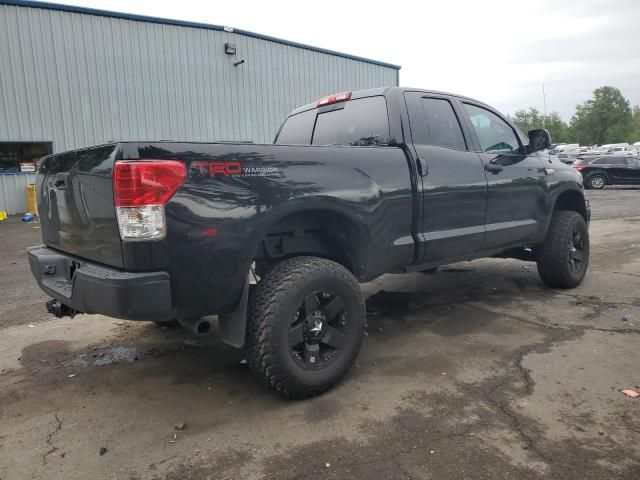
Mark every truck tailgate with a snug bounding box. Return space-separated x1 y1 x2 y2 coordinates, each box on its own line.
37 144 124 268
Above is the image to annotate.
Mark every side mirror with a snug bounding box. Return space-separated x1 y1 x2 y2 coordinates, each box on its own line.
528 129 551 153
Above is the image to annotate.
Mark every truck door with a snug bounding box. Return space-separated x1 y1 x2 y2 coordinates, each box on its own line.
404 92 488 262
459 102 549 250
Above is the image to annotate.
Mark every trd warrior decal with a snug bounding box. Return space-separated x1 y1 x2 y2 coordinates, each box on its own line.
191 161 242 176
190 161 280 178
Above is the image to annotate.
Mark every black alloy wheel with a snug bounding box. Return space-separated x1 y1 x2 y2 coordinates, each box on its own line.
568 226 585 274
288 290 348 369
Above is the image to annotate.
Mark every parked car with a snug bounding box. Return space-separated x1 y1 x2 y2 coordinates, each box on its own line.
627 144 640 155
601 143 629 153
573 156 640 189
554 144 580 164
549 143 567 154
28 87 590 398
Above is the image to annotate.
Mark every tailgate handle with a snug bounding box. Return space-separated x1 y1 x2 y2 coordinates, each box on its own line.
53 173 69 189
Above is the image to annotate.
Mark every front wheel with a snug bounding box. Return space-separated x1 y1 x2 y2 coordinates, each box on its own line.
245 256 365 399
536 211 589 288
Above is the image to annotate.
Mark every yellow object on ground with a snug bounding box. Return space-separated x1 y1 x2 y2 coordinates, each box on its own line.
0 211 7 221
27 184 37 215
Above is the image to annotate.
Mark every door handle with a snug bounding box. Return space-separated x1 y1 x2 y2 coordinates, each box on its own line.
417 157 429 177
484 163 503 174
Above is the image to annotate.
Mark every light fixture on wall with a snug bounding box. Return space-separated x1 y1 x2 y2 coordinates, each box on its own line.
224 42 236 55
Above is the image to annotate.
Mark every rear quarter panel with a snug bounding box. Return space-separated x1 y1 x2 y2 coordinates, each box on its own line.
119 142 414 317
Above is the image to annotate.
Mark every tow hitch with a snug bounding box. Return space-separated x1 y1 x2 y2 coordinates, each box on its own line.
45 299 78 318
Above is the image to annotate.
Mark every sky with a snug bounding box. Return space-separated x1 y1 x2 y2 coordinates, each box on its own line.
50 0 640 121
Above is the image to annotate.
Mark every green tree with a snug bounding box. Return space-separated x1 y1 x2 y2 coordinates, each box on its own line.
512 107 570 143
569 86 632 145
629 106 640 143
542 112 571 143
512 107 544 133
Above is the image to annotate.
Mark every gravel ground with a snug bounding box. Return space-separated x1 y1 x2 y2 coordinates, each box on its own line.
585 185 640 220
0 187 639 480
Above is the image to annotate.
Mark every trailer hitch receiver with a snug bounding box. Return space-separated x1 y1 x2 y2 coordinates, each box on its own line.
45 299 78 318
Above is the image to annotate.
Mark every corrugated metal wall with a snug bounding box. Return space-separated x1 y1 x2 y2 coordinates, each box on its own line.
0 2 398 151
0 173 36 214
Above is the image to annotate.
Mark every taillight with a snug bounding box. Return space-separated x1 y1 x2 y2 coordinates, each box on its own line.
574 165 586 171
114 160 186 207
113 160 186 241
316 91 352 107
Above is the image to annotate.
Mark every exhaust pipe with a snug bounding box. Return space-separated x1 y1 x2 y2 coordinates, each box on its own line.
178 317 213 336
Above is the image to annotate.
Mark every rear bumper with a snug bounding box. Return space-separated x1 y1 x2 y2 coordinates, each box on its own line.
27 245 173 321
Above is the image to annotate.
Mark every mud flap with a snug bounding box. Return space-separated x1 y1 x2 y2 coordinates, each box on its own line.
218 278 250 348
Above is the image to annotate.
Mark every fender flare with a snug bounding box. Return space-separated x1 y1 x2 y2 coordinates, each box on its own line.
217 202 372 349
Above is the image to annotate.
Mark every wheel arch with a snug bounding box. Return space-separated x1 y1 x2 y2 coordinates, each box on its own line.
552 188 588 222
252 207 371 278
219 204 371 350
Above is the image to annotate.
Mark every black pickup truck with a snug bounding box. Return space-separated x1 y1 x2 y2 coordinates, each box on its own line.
28 87 590 398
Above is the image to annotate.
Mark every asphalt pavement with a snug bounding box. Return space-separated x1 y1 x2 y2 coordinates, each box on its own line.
0 187 639 480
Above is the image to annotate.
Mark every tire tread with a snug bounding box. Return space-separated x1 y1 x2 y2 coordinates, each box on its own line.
245 256 364 399
536 210 589 288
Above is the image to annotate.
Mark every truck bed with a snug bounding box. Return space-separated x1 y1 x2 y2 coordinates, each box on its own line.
36 141 414 318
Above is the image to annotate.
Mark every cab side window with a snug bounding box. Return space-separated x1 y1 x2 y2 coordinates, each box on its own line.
421 98 467 150
464 103 520 154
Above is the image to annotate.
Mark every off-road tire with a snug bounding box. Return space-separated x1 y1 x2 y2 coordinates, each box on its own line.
245 256 365 399
536 210 589 288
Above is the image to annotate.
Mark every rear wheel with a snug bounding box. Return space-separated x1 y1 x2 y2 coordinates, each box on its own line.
536 211 589 288
587 174 606 189
245 256 365 399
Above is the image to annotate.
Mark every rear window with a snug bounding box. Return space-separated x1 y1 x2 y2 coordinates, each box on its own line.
312 96 389 146
275 96 390 146
275 109 316 144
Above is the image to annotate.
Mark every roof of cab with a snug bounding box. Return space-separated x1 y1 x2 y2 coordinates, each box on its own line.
289 86 492 117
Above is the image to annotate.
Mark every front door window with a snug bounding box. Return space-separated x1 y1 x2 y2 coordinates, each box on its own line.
463 104 520 154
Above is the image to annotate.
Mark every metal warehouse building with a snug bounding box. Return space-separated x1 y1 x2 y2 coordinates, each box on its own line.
0 0 399 214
